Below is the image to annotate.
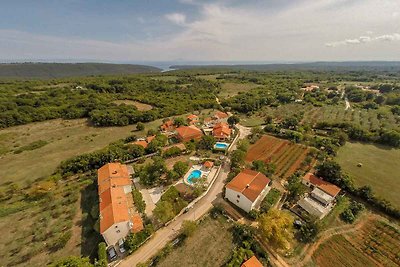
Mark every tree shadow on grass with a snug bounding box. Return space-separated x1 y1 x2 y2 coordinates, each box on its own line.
80 181 102 260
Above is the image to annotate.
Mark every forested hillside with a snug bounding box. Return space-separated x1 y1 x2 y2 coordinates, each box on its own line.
0 63 160 78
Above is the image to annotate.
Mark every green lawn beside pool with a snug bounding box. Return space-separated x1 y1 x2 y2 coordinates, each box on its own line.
336 142 400 208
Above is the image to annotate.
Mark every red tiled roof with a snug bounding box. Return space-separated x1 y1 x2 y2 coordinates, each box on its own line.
161 120 175 131
187 114 199 120
241 256 263 267
131 214 144 233
214 111 229 119
226 169 270 202
303 173 341 197
132 140 148 148
97 163 133 234
176 125 203 142
203 161 214 168
213 122 231 137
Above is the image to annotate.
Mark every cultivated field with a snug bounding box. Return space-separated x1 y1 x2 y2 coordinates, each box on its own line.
157 217 234 267
0 118 164 185
245 135 312 179
311 220 400 267
242 104 400 131
112 100 153 111
336 142 400 208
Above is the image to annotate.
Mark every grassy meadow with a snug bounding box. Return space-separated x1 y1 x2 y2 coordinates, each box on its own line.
157 217 234 267
0 118 164 185
336 142 400 208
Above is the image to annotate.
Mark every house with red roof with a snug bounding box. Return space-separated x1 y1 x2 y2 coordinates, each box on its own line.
132 135 156 148
225 169 271 213
241 256 263 267
297 173 342 219
176 125 203 142
187 114 199 125
213 122 232 141
160 119 175 133
97 163 143 246
214 111 229 121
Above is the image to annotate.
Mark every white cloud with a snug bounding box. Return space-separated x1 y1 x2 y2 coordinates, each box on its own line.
165 13 186 25
326 33 400 47
1 0 400 61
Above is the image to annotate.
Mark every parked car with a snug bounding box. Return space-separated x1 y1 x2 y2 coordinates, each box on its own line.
107 246 118 261
118 238 126 253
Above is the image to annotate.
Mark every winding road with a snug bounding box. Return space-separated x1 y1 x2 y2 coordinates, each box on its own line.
118 124 250 267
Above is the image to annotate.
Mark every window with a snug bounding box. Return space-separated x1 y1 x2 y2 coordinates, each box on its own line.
116 230 121 233
237 194 240 198
236 200 239 203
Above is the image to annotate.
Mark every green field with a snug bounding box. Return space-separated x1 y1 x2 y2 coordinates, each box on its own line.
0 118 164 185
157 217 234 267
219 82 260 99
336 142 400 208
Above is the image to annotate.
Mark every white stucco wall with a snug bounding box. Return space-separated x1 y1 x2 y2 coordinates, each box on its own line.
225 187 253 213
102 221 131 246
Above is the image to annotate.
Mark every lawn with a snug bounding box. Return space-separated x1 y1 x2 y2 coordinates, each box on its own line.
157 217 234 267
0 118 164 185
112 100 153 111
336 142 400 208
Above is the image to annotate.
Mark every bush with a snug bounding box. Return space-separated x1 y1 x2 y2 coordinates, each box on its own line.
132 189 146 214
340 201 364 223
95 242 107 267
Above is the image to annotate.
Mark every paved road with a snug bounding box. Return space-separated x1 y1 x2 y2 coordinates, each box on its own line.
119 162 230 267
119 124 250 267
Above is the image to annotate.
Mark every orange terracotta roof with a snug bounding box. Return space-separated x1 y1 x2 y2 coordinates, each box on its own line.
213 122 231 137
131 214 144 233
161 120 175 131
203 161 214 168
214 111 229 119
176 125 203 141
204 117 213 123
226 169 270 202
98 163 130 185
303 173 341 197
241 256 263 267
132 140 148 148
146 135 156 143
98 163 134 234
99 187 130 233
187 114 199 120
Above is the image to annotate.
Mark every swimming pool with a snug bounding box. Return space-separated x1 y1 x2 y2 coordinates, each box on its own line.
214 142 229 150
187 170 202 184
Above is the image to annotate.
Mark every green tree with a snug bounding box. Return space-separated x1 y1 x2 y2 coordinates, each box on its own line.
181 220 198 237
173 161 189 177
52 256 93 267
136 122 145 131
230 149 246 168
258 209 294 250
95 242 107 267
174 117 185 127
227 115 240 126
286 173 306 202
198 135 216 150
153 201 175 224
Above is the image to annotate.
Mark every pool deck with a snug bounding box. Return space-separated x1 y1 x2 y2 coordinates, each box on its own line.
183 165 212 186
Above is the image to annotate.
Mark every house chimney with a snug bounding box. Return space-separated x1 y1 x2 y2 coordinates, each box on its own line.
246 184 250 188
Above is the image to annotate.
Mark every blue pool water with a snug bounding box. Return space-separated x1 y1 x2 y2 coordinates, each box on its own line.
214 142 229 150
187 170 202 184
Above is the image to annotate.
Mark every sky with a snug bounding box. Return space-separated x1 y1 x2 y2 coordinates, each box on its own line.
0 0 400 62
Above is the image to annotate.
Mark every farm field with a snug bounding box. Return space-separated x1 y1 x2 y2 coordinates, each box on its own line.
242 104 400 131
218 82 260 99
336 142 400 208
156 216 234 267
310 219 400 267
245 135 312 179
0 118 164 185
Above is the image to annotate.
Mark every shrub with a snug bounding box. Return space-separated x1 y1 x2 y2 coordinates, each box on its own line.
132 189 146 214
